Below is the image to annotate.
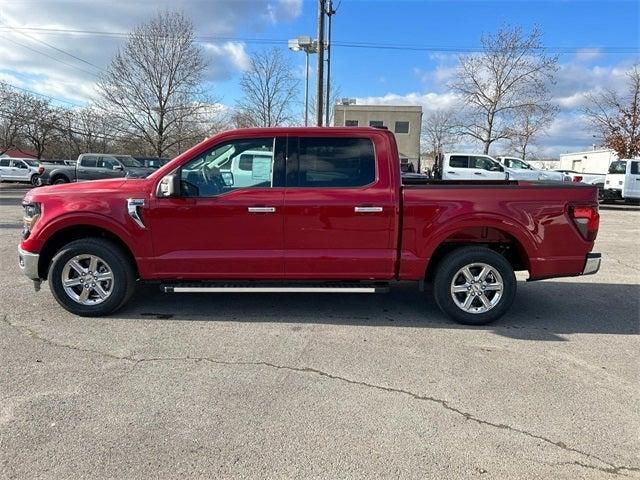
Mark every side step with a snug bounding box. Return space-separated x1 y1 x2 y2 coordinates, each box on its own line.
161 281 389 294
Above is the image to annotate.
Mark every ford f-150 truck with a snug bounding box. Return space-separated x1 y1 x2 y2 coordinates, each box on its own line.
18 127 601 325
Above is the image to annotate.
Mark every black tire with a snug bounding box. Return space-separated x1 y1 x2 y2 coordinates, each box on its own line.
52 176 69 185
48 238 136 316
30 174 40 186
433 246 516 325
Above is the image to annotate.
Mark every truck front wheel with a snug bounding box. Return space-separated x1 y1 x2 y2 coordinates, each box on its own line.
433 246 516 325
48 238 136 316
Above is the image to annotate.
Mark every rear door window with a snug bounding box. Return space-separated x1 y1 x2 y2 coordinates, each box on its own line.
292 137 376 188
630 161 639 175
449 156 469 168
80 156 98 168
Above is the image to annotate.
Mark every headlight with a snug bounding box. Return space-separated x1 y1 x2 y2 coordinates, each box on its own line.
22 202 41 239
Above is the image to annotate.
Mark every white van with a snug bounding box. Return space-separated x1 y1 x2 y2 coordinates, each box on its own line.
441 153 508 180
622 159 640 200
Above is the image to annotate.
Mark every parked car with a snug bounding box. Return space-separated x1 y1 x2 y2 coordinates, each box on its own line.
496 156 569 182
38 153 155 185
555 169 606 200
18 127 601 325
0 157 44 185
603 160 628 201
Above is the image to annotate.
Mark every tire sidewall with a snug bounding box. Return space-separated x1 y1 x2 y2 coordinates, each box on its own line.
434 248 516 325
49 239 133 316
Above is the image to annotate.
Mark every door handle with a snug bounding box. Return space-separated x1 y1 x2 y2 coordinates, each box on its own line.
474 172 483 175
447 171 455 174
248 206 276 213
354 206 383 213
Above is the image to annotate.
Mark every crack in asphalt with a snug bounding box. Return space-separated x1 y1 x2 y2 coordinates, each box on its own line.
3 314 638 477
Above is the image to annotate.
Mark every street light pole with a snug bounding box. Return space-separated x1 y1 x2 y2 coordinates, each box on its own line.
316 0 325 126
304 51 310 126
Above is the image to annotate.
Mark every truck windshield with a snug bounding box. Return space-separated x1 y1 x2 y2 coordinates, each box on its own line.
608 161 627 174
116 156 143 168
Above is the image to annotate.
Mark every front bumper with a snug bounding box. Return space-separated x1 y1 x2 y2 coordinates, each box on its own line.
582 253 601 276
18 247 40 280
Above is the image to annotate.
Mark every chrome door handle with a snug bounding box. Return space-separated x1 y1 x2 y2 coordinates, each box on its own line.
354 206 383 213
248 207 276 213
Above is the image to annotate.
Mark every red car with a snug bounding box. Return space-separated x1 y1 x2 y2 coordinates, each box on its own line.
18 127 601 324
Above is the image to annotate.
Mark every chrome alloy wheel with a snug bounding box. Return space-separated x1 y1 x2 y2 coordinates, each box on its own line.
450 262 504 314
61 254 114 305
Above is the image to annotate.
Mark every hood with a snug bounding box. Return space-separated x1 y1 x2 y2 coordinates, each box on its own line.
23 178 149 203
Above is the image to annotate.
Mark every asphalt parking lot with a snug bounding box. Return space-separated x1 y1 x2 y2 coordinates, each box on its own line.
0 183 638 479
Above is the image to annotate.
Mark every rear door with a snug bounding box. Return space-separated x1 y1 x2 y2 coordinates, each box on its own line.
623 160 640 199
443 155 472 179
283 134 396 279
0 158 12 180
76 155 99 180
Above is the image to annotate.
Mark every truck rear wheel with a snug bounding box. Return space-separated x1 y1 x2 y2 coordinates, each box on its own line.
52 176 69 185
433 246 516 325
48 238 136 316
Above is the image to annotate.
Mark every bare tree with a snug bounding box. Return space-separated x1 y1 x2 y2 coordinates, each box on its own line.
584 65 640 158
0 82 29 152
236 48 299 127
451 25 558 154
421 109 460 157
96 11 209 158
508 103 557 159
309 83 341 126
21 96 60 159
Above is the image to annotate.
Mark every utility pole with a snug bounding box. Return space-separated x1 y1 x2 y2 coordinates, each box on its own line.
316 0 325 126
324 0 335 126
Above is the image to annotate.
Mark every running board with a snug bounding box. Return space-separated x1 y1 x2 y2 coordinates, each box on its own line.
161 282 389 294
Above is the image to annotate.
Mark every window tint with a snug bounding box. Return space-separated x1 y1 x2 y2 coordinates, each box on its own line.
344 120 359 126
180 138 275 197
394 121 410 134
13 160 27 169
80 156 98 167
608 161 626 174
296 137 375 188
449 156 469 168
508 158 529 169
631 161 639 175
369 120 384 127
0 159 9 167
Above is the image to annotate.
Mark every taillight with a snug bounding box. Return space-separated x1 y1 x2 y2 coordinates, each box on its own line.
572 175 582 182
569 205 599 242
38 166 44 175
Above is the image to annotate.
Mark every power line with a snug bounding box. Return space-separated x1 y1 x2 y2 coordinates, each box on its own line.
0 35 100 78
0 80 83 106
0 22 105 72
0 26 638 54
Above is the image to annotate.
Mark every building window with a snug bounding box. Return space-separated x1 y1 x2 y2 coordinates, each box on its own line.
394 121 410 134
369 120 384 127
345 120 359 126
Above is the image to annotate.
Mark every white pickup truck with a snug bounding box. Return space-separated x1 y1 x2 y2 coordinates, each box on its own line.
496 156 568 182
605 159 640 201
440 153 567 182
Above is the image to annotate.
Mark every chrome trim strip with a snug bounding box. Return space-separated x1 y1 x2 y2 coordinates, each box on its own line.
582 253 601 275
18 247 40 280
354 206 383 213
168 287 378 293
127 198 146 229
247 207 276 213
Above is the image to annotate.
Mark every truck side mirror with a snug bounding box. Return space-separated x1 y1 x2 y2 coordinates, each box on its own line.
113 164 123 171
157 173 180 197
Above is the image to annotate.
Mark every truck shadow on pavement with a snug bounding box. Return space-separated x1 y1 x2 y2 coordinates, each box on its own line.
120 280 639 341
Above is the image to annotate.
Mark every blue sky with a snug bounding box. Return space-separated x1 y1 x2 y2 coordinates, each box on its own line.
0 0 638 156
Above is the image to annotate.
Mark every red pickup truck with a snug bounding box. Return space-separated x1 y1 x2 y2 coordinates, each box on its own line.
18 127 601 324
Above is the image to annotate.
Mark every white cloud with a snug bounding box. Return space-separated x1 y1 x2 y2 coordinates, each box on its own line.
574 48 602 63
355 91 462 113
0 0 302 104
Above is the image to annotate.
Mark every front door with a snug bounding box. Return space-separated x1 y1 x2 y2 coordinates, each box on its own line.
468 155 507 180
147 136 286 279
11 160 30 182
97 156 126 179
283 135 396 280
